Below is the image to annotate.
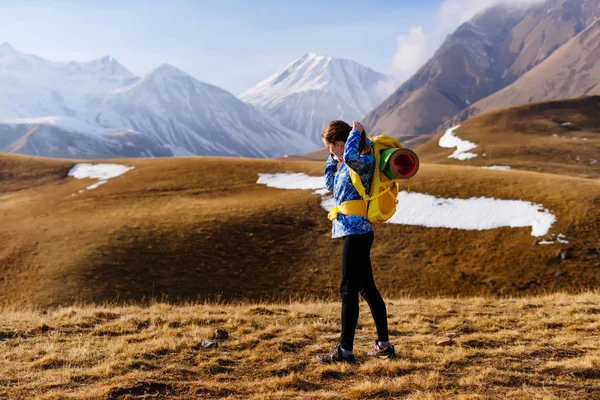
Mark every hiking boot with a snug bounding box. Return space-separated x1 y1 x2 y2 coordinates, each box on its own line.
367 340 395 359
316 344 356 364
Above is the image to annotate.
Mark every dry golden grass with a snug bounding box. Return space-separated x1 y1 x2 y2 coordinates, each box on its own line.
1 148 599 308
1 292 599 399
418 96 600 179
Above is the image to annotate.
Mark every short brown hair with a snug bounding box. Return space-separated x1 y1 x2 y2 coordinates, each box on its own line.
321 120 371 155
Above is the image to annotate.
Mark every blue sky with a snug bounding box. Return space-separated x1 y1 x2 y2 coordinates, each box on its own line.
0 0 510 95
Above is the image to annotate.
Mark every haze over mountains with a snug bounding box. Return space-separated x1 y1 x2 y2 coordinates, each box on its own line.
0 43 313 159
1 0 599 159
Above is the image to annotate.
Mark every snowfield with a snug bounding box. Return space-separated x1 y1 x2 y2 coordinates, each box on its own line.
257 172 556 237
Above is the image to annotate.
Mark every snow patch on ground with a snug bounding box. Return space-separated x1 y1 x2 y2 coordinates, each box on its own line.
257 172 556 237
553 133 589 141
68 163 135 195
438 125 478 160
538 233 569 245
557 234 569 244
257 173 325 193
481 165 512 170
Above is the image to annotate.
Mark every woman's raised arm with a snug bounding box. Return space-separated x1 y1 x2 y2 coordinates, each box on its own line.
324 153 338 192
343 122 373 173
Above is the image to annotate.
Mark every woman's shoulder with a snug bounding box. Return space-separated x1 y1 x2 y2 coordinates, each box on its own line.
363 150 375 163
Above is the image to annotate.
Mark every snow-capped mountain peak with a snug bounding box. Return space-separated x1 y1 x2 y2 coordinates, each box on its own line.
87 59 315 159
148 63 191 80
0 44 138 120
112 63 198 95
248 53 339 100
239 53 399 146
78 55 135 80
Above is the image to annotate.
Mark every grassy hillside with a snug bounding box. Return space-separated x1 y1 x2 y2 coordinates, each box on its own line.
1 150 599 309
418 96 600 179
1 293 599 399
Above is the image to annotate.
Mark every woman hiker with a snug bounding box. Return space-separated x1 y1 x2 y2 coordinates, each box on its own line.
316 120 395 364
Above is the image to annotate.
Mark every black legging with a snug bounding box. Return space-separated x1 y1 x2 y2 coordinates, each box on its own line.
339 231 389 351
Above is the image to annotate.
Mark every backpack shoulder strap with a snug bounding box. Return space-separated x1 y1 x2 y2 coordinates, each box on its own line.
349 169 368 200
369 135 402 150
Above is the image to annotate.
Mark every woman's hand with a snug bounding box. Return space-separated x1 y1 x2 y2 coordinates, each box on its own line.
353 121 365 133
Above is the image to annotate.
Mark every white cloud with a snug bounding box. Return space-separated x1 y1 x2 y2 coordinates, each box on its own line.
389 26 428 82
375 76 402 96
438 0 545 32
388 0 547 84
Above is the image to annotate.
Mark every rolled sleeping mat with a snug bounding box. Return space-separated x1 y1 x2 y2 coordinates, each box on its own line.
380 148 420 180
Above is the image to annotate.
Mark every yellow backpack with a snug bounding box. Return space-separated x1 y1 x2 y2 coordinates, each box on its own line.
327 135 419 224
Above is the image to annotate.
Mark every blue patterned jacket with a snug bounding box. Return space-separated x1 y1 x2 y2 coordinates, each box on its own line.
324 129 375 239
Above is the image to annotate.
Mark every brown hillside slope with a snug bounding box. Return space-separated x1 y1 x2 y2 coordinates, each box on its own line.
418 96 600 178
448 20 600 127
0 153 73 193
1 152 599 309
